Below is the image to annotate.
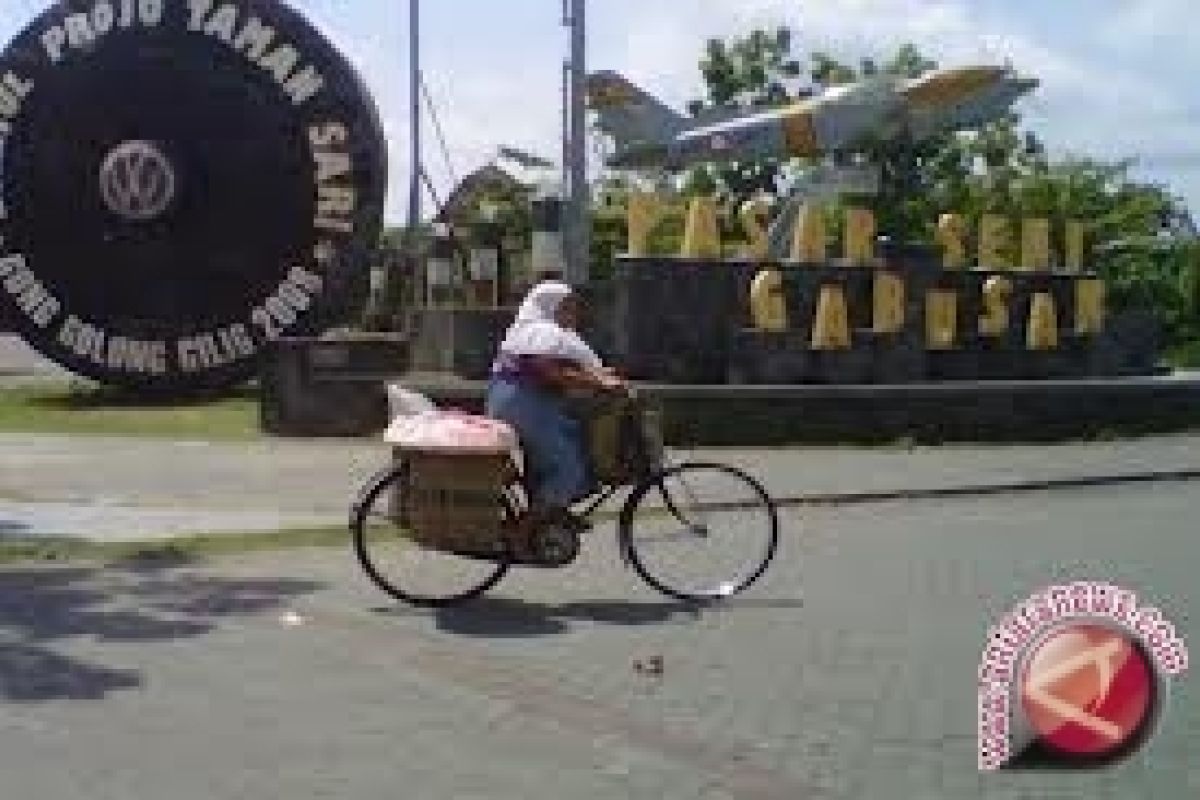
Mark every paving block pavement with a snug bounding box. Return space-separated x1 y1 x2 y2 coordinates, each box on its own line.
1 481 1196 798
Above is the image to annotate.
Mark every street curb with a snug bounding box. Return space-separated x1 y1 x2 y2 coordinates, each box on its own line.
403 373 1200 446
775 468 1200 508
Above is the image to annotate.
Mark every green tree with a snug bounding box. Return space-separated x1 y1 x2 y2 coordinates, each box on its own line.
685 27 802 207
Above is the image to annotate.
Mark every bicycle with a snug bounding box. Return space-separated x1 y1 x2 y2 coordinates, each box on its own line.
349 398 780 607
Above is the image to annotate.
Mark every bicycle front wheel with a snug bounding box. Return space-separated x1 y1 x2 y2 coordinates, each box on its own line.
350 464 513 607
619 462 779 602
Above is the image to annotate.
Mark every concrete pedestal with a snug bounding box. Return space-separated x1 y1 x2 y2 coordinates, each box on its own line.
407 307 514 380
259 334 409 437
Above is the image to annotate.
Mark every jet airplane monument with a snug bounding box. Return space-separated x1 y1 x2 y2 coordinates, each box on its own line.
588 65 1038 258
587 65 1039 171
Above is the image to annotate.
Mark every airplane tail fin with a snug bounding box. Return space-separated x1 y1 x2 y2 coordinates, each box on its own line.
586 71 687 152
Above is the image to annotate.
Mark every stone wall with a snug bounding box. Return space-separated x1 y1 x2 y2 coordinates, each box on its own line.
608 250 1156 385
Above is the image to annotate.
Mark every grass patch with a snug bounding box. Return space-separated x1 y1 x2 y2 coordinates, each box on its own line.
1167 340 1200 369
0 526 348 566
0 381 260 440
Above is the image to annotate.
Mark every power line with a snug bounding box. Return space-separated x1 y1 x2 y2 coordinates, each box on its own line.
419 166 446 217
419 72 459 188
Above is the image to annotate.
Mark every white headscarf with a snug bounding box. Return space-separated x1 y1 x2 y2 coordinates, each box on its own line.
497 281 603 370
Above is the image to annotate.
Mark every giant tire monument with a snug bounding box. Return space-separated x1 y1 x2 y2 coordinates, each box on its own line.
0 0 386 393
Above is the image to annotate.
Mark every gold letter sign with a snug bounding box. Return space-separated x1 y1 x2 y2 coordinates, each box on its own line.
926 290 958 350
844 208 876 267
1027 292 1060 350
740 198 772 261
937 213 968 270
873 272 905 334
681 196 721 260
979 276 1013 338
749 269 788 332
1075 278 1105 335
792 203 828 264
627 191 664 258
812 285 851 350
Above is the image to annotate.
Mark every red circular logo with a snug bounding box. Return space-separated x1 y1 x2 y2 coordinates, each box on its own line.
1020 622 1157 761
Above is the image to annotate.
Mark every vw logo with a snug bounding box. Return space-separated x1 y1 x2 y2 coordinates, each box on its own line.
98 140 177 222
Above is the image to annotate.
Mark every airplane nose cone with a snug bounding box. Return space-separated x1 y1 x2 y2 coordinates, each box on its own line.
1012 76 1040 95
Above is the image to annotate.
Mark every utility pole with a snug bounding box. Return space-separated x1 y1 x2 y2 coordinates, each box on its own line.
403 0 423 315
562 0 589 285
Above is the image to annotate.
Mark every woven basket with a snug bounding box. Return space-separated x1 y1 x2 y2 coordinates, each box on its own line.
639 405 666 474
586 396 665 485
393 449 517 557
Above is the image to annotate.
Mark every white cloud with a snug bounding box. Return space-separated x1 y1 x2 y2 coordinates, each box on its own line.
597 0 1199 212
1100 0 1195 49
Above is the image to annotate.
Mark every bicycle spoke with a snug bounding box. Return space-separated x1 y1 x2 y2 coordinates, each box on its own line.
633 528 708 546
623 463 779 602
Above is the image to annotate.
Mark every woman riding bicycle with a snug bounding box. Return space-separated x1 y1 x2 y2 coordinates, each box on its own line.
486 280 627 552
352 280 780 605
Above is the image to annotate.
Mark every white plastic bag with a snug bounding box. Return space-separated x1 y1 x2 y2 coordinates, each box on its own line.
386 383 439 420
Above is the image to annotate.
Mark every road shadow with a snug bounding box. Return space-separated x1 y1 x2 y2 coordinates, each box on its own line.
430 596 697 638
424 595 804 639
0 561 322 703
2 641 143 701
0 518 30 536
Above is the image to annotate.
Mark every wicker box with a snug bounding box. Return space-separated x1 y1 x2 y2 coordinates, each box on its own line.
585 397 665 485
640 406 666 473
393 450 517 556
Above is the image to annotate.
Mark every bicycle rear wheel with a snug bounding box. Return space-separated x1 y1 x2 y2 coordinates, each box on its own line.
350 464 513 607
619 462 779 602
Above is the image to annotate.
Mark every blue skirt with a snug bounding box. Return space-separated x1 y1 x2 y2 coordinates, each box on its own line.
485 377 594 507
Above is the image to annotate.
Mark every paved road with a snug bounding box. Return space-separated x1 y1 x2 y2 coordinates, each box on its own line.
3 429 1200 539
1 480 1196 798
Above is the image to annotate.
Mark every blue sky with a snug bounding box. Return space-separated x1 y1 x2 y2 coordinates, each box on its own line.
2 0 1198 223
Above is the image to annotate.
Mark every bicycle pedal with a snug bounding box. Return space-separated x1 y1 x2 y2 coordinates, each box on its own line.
565 519 593 535
560 512 593 535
